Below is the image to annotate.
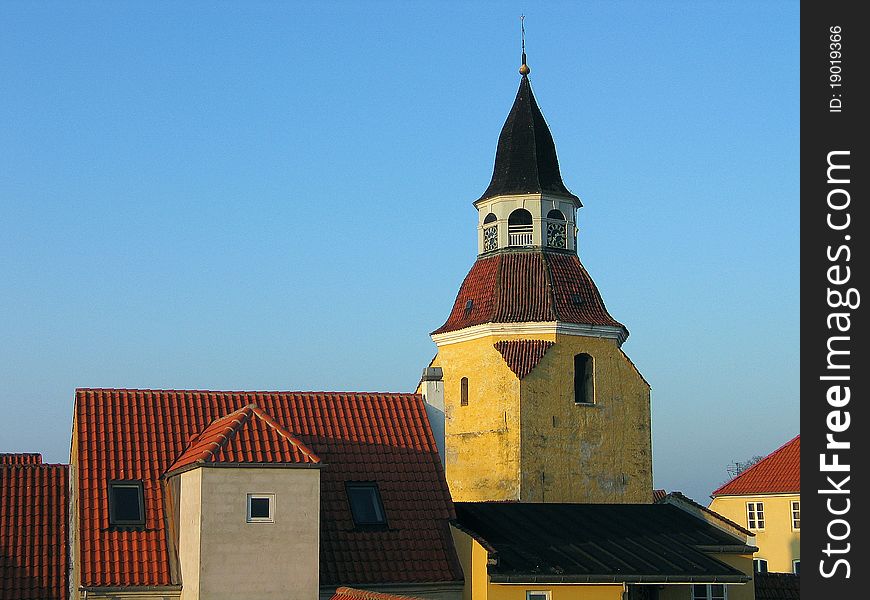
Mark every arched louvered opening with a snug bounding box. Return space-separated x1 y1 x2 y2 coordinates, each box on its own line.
547 209 565 220
508 209 533 246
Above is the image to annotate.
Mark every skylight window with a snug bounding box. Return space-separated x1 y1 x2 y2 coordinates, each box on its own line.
346 483 386 527
108 481 145 526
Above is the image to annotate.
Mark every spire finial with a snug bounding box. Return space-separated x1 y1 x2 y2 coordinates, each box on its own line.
519 15 530 75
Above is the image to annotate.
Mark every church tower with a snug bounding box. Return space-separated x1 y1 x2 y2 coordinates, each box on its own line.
424 56 652 504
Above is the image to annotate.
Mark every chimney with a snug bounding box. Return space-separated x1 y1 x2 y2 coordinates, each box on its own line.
420 367 445 466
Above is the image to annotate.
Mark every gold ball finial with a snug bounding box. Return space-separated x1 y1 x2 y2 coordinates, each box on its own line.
519 63 531 75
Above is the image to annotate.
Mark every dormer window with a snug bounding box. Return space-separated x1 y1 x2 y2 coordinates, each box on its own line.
108 480 145 527
346 482 387 527
508 209 533 246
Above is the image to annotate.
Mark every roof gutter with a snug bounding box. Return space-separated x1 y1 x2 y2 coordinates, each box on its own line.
489 574 751 584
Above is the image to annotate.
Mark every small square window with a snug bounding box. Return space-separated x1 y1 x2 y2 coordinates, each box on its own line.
246 494 275 523
526 591 550 600
346 483 386 527
109 481 145 526
754 558 768 573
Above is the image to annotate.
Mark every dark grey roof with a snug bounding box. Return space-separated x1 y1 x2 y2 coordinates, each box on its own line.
478 75 577 203
454 502 752 584
754 573 800 600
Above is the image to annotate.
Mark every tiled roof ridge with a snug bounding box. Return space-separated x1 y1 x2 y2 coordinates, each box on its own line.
190 404 253 462
712 434 800 496
247 404 321 463
332 587 427 600
0 452 44 465
76 387 419 396
164 404 321 475
660 491 754 537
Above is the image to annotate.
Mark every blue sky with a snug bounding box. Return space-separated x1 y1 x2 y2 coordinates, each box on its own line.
0 1 798 502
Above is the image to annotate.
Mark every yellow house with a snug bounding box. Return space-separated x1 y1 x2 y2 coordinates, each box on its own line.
708 436 800 574
451 501 755 600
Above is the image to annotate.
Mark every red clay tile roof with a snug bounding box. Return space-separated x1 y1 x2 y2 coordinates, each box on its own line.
712 436 800 497
330 587 426 600
494 340 554 379
164 404 320 475
652 489 667 502
0 453 43 466
433 251 625 335
74 389 463 588
1 461 68 600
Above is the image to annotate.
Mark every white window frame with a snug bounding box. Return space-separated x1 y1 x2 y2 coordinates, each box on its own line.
746 501 765 530
526 591 551 600
246 493 275 523
791 500 800 530
753 558 769 573
692 584 727 600
792 559 800 574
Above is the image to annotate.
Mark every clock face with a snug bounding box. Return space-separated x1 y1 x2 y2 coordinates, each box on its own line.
483 225 498 252
547 222 566 248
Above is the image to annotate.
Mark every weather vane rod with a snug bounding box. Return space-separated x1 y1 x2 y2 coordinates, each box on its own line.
520 15 530 75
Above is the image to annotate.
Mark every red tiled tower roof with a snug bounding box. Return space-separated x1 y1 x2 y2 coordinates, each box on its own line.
165 404 320 475
74 388 463 588
0 461 68 600
494 340 554 379
433 251 625 336
712 435 800 496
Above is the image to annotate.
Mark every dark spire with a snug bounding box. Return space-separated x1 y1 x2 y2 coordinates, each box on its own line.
477 71 577 203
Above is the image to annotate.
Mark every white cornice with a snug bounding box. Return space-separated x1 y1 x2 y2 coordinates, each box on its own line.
431 321 628 347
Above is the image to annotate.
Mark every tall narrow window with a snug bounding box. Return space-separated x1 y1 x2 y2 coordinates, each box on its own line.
108 481 145 527
747 501 765 530
793 560 800 574
791 500 800 530
574 354 594 404
460 377 469 406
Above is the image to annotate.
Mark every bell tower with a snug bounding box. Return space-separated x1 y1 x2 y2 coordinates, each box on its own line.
423 54 653 504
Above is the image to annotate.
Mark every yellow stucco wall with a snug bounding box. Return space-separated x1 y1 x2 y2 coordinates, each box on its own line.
434 334 527 501
432 331 651 503
489 585 624 600
519 334 651 503
709 494 800 573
